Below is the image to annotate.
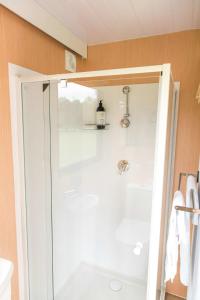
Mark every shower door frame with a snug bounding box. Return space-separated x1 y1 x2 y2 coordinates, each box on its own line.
9 63 176 300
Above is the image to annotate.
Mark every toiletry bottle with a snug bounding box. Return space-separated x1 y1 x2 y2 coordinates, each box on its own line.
96 100 106 129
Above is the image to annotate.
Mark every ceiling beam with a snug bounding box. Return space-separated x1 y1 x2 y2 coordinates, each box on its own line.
0 0 87 58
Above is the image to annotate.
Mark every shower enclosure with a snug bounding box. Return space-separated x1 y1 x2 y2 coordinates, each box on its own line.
17 64 177 300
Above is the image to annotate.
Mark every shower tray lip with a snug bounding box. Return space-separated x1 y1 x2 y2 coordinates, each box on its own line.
55 262 147 299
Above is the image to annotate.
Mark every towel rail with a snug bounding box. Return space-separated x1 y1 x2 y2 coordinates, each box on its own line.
175 171 199 215
175 206 200 214
178 172 199 190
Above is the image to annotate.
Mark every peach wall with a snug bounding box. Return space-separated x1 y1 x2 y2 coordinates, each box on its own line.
0 4 199 299
0 7 19 300
0 5 67 299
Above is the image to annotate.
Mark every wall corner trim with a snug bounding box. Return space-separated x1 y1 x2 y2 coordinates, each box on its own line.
0 0 88 58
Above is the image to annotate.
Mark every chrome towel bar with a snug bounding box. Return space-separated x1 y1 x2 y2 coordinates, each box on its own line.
175 205 200 215
178 172 198 190
175 171 199 215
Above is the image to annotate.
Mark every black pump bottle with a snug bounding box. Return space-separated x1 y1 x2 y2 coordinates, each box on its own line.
96 100 106 129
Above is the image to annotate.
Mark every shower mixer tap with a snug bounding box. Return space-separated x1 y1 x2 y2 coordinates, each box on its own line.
118 160 129 175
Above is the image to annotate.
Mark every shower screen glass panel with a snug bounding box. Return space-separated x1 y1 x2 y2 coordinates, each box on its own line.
22 82 53 300
50 76 160 300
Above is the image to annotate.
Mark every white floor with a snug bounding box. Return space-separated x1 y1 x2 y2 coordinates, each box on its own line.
55 263 146 300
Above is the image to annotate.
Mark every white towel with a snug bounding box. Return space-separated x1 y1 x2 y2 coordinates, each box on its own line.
179 175 199 287
165 191 185 283
187 182 200 300
178 176 199 286
186 175 199 225
179 198 190 286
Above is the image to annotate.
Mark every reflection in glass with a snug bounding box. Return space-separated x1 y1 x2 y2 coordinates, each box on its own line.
58 82 98 168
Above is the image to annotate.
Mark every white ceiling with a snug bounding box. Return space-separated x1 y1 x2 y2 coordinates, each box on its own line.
35 0 200 45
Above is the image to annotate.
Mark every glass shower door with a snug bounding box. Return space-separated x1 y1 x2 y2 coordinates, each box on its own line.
50 78 160 300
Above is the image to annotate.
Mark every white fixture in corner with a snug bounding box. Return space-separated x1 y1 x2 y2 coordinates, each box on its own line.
133 242 143 256
65 50 76 72
0 258 14 300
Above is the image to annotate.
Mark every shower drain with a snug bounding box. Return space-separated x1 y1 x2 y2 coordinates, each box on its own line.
109 279 123 292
